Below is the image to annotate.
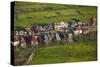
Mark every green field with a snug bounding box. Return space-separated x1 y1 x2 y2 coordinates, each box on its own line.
30 42 97 64
14 1 97 27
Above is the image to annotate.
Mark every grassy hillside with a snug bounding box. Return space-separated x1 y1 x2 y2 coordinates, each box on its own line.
14 1 97 27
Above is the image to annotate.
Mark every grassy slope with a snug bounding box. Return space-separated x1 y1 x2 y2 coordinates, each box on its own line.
14 2 97 27
30 42 97 64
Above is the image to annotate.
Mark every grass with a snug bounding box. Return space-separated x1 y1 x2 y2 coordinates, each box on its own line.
14 1 97 27
30 42 97 65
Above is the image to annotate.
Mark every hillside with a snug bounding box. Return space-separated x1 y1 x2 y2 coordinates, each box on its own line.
14 1 97 27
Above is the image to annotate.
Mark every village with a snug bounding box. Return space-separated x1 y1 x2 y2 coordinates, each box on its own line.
12 17 97 48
